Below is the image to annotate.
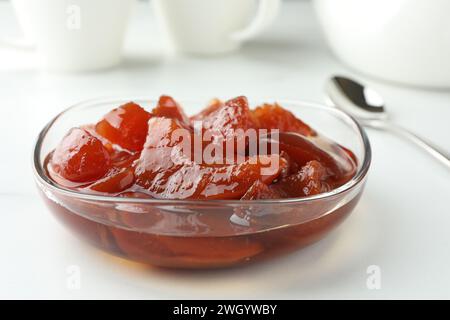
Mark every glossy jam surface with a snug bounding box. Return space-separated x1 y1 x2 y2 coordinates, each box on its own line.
47 96 357 200
41 96 366 268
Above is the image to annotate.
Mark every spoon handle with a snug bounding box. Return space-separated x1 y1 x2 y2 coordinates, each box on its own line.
365 120 450 169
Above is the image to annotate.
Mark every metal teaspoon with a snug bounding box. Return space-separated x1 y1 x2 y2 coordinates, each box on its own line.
326 76 450 169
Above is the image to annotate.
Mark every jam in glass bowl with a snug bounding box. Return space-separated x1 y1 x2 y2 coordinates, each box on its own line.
32 97 371 269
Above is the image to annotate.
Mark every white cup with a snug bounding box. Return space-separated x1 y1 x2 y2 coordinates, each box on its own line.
2 0 134 72
153 0 281 55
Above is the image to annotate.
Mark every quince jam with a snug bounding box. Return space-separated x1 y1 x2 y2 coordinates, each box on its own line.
46 96 357 200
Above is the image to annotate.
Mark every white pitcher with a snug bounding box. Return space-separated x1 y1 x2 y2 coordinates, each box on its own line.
314 0 450 88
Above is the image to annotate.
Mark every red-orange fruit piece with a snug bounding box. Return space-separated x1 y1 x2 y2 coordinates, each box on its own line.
274 160 331 197
134 117 190 189
183 155 281 200
200 96 258 145
277 136 342 178
95 102 151 152
87 167 135 193
241 180 280 200
190 98 224 121
152 95 190 126
253 103 316 136
279 150 299 178
135 117 281 200
51 128 110 182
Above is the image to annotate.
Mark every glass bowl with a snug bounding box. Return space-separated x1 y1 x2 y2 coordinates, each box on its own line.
32 97 371 269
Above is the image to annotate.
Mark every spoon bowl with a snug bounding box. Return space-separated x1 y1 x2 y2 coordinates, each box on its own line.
326 76 387 122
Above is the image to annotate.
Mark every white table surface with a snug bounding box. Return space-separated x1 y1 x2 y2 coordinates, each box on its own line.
1 1 449 299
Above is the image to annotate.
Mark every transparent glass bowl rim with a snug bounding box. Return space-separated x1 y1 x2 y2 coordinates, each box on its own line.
32 96 372 206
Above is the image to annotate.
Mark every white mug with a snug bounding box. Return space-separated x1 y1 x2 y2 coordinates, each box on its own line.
153 0 281 55
314 0 450 88
2 0 134 72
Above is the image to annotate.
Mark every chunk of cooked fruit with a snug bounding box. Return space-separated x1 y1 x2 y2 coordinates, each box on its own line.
47 95 358 201
253 103 315 136
241 180 279 200
51 128 110 182
190 98 223 121
192 155 281 200
279 150 299 178
78 144 138 193
255 132 342 178
134 117 190 187
87 167 134 193
274 160 331 197
200 96 257 145
135 116 281 199
139 156 281 200
95 102 151 152
277 134 342 177
152 95 190 126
